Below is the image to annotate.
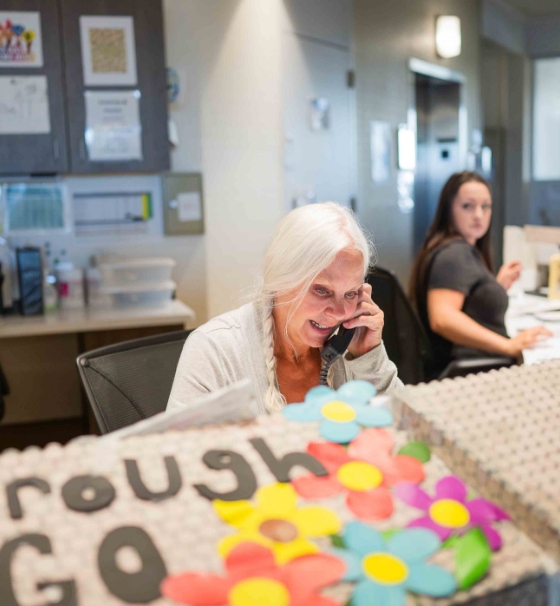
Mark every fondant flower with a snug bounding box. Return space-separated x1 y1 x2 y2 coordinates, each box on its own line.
161 541 345 606
292 428 425 521
332 522 456 605
282 381 393 443
393 476 510 550
213 483 341 564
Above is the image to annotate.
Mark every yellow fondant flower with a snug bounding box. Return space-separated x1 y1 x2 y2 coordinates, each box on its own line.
214 483 341 564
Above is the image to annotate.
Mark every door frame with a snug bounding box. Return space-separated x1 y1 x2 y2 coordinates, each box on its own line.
408 58 468 170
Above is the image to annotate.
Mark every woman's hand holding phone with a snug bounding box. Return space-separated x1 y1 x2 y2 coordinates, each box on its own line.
342 283 384 358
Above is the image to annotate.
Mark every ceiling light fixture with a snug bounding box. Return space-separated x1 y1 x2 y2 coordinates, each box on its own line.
435 16 461 59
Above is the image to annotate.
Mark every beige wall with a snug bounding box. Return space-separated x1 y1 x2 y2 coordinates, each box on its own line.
163 0 207 325
164 0 285 321
164 0 354 322
200 1 285 318
354 0 483 285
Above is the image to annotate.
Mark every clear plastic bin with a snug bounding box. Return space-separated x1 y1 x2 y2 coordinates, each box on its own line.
101 281 176 308
99 257 176 287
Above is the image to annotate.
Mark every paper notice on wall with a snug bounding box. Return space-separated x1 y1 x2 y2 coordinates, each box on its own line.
0 75 50 134
177 191 202 222
370 120 391 183
73 190 152 236
84 89 142 161
0 12 44 68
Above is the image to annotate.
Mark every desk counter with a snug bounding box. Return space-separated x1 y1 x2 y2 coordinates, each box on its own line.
0 300 195 339
505 293 560 365
0 300 196 449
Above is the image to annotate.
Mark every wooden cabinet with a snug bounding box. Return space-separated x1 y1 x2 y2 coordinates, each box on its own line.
0 0 169 176
59 0 170 173
0 0 69 174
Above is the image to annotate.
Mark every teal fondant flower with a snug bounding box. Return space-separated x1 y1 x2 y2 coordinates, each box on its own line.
282 381 393 444
332 522 456 605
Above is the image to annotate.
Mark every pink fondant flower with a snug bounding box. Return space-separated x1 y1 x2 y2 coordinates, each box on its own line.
161 542 345 606
393 476 510 550
292 428 425 521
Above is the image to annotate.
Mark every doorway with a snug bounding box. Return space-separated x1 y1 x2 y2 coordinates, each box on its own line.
282 33 355 211
410 60 465 254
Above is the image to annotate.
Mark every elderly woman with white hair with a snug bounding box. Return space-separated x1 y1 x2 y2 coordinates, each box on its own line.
167 202 402 415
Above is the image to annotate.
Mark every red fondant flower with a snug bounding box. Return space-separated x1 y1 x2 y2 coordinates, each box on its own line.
292 428 425 521
161 542 344 606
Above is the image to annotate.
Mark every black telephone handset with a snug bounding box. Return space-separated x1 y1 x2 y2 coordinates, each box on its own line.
319 325 356 385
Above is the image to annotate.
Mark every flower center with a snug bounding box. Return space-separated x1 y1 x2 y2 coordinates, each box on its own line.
259 519 298 543
362 553 409 585
229 578 290 606
337 461 383 491
321 401 357 422
429 499 470 528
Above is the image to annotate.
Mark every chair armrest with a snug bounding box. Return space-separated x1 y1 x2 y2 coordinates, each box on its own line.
438 357 516 380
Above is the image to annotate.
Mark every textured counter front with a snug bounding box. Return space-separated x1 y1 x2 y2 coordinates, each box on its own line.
396 360 560 565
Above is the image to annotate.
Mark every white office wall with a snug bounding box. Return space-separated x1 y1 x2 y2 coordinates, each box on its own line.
199 0 284 318
527 15 560 58
481 0 526 56
282 0 353 47
161 0 207 325
354 0 483 284
533 58 560 181
164 0 354 320
163 0 285 320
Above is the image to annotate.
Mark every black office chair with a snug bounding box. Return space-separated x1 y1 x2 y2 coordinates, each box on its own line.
437 356 516 379
366 267 431 385
367 267 516 384
77 330 191 434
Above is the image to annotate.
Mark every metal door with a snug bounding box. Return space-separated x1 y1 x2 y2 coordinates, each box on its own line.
414 74 462 252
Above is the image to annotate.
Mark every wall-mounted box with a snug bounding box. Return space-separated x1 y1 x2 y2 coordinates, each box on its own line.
162 173 204 236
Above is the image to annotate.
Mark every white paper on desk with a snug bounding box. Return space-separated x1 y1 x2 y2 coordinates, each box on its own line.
177 191 202 222
0 75 50 134
102 379 259 441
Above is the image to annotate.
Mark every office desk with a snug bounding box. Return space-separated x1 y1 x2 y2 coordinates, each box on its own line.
0 301 195 449
506 293 560 365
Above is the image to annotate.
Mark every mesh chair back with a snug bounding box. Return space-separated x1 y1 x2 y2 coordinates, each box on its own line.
77 330 191 434
366 267 431 385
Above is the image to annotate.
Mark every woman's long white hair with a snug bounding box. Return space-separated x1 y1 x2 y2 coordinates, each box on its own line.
255 202 375 412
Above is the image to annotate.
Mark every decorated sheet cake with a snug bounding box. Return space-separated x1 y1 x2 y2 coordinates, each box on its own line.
396 359 560 565
0 381 549 605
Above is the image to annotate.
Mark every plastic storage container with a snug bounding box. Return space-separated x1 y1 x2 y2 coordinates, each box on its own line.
99 257 175 287
85 267 112 309
101 281 176 308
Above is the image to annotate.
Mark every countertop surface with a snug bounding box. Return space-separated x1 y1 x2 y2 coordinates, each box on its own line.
0 300 195 339
505 292 560 364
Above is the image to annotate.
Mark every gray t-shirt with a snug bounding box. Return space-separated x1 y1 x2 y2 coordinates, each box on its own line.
167 302 403 415
420 239 508 378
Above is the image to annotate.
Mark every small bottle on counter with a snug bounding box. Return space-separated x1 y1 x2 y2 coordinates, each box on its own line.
56 263 85 310
43 271 58 313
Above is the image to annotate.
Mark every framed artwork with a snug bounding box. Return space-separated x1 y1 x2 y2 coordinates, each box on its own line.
0 11 43 68
79 15 137 86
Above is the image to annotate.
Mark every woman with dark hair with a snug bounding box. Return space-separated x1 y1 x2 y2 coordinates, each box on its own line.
409 171 551 379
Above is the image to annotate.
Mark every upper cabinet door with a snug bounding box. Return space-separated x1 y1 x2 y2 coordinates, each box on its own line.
60 0 170 173
0 0 69 174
